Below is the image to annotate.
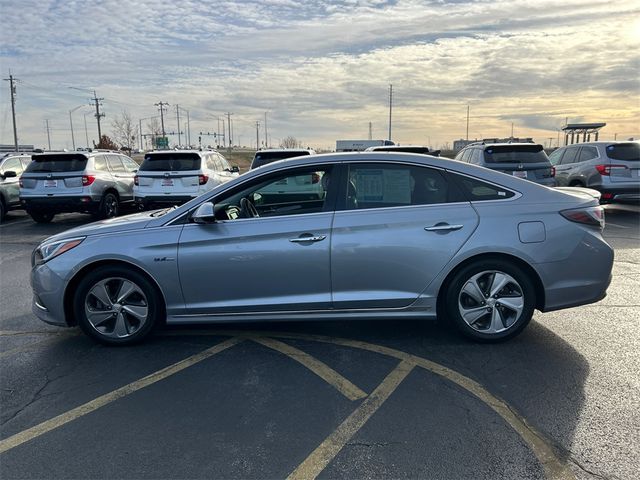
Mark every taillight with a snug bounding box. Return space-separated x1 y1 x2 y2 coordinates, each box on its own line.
198 174 208 185
134 175 139 186
595 164 627 176
82 175 95 186
311 173 320 184
560 206 605 229
550 167 556 177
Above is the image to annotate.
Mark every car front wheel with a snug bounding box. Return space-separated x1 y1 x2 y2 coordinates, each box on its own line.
445 259 536 342
74 266 161 345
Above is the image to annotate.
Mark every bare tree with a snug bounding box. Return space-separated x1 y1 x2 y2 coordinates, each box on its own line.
280 136 301 149
146 118 162 149
111 110 138 152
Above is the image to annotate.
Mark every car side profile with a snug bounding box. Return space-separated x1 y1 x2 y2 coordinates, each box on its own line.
0 152 32 222
133 150 239 209
19 151 139 223
455 142 556 187
30 152 613 345
548 141 640 204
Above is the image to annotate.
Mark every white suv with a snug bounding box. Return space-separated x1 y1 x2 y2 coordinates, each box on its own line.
134 150 239 209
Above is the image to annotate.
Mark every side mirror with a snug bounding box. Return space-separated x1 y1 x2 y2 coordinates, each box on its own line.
231 165 240 173
192 202 216 224
2 171 17 178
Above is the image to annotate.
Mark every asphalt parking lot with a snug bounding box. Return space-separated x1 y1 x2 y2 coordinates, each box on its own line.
0 207 638 479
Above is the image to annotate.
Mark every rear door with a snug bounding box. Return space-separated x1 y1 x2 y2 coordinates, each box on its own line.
106 155 134 201
136 152 202 196
482 145 554 183
330 161 478 309
605 143 640 184
0 157 24 205
555 146 580 185
20 154 88 196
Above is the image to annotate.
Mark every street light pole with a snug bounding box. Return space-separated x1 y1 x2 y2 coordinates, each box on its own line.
83 113 90 148
69 105 85 151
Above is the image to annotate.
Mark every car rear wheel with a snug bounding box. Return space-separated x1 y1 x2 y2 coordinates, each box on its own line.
98 192 119 219
0 199 5 223
74 266 161 345
445 259 535 342
29 210 55 223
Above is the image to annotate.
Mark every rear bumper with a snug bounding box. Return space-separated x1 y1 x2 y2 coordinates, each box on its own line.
21 195 100 212
537 229 614 312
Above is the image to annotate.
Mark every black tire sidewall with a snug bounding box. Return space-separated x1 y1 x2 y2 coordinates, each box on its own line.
101 193 119 219
0 200 5 223
445 259 536 343
29 210 54 223
74 266 160 345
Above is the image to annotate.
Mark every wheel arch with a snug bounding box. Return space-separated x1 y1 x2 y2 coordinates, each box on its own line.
436 252 546 317
63 259 167 326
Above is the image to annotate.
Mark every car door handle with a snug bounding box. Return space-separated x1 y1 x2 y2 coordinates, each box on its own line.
424 224 463 232
289 235 327 243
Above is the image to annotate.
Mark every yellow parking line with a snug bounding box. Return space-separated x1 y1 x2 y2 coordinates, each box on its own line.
253 337 367 401
287 360 414 480
0 337 243 455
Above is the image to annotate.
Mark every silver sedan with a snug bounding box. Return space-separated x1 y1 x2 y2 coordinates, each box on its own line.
30 152 614 345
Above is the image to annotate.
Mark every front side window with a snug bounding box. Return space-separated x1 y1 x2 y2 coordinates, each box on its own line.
345 163 459 210
214 166 332 220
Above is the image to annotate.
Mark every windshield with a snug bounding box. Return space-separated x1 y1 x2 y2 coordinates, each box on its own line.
606 143 640 161
251 151 310 169
139 153 201 171
25 154 88 173
483 145 549 164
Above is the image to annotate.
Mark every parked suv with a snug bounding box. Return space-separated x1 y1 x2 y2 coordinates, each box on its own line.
0 153 32 222
454 142 556 187
19 151 139 223
133 150 239 209
250 148 315 169
365 145 441 156
549 141 640 204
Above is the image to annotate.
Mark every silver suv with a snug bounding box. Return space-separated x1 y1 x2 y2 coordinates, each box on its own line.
454 142 556 187
0 153 32 222
549 141 640 204
19 151 139 223
133 150 239 209
250 149 315 169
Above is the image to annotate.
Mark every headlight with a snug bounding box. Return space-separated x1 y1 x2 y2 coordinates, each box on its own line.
32 237 85 266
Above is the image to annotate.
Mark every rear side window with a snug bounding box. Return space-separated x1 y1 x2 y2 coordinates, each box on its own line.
26 154 88 173
577 147 598 162
450 173 515 201
251 151 310 169
139 153 201 171
483 145 549 164
107 155 126 172
606 143 640 161
94 156 108 171
560 148 580 165
1 157 24 175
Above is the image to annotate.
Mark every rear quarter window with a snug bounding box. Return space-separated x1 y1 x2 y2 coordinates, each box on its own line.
26 154 88 173
450 173 516 201
606 143 640 161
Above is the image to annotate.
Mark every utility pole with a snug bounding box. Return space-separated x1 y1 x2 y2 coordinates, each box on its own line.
466 105 470 141
91 90 105 142
255 121 260 149
4 74 19 151
83 113 90 148
388 84 393 142
368 122 372 140
226 112 233 148
155 102 169 138
45 119 52 150
264 112 268 148
176 105 182 146
511 122 514 138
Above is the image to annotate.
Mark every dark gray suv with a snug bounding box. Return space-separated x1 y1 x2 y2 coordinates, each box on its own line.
548 141 640 204
454 143 556 187
19 151 139 223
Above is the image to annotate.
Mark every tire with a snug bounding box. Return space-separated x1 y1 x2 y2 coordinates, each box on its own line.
0 199 5 223
444 259 536 343
74 265 162 345
29 210 55 223
98 192 119 219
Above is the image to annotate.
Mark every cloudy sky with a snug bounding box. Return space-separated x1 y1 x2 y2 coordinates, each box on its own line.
1 0 638 150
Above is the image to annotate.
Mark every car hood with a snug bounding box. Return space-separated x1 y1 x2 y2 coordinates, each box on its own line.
42 211 156 244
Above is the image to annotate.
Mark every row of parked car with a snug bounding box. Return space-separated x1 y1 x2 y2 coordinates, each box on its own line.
0 140 638 223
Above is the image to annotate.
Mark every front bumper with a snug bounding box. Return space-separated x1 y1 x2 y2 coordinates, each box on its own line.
30 261 70 327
